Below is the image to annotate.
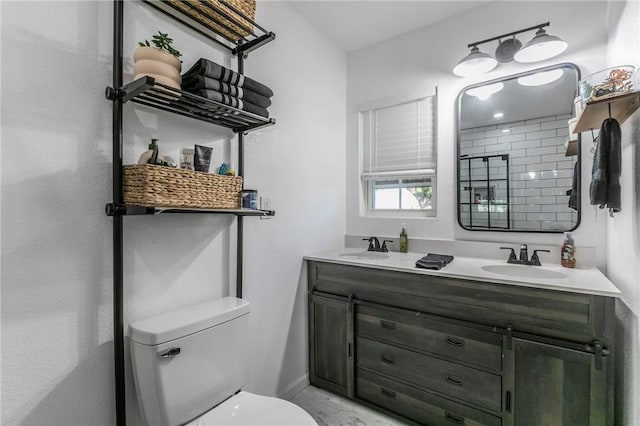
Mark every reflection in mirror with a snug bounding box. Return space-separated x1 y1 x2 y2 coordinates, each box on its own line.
457 63 580 232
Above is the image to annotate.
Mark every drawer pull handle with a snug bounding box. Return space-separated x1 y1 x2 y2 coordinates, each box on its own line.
446 336 465 347
446 375 464 386
445 412 464 424
380 354 395 364
380 320 396 330
380 388 397 399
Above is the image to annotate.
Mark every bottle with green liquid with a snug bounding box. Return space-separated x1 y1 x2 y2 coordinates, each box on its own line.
399 223 408 253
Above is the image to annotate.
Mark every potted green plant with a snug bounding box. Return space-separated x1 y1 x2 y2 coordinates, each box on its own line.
133 31 183 89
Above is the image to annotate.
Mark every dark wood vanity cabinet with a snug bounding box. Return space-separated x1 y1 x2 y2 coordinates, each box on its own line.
308 293 354 398
307 261 615 426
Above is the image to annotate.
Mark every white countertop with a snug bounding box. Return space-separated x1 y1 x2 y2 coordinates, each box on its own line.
304 248 621 298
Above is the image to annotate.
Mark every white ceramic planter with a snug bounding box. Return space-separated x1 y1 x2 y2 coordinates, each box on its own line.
134 59 181 83
134 46 181 71
133 46 182 89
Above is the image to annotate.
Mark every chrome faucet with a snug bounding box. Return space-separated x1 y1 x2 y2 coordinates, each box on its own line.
500 244 550 266
363 237 393 252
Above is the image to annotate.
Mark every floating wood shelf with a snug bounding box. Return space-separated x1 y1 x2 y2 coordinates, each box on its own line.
565 140 578 156
574 91 640 133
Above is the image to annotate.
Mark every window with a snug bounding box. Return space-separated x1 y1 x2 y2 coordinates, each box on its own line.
360 92 437 215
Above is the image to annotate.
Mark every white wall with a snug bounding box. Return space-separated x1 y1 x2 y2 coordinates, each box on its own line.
606 1 640 425
346 2 609 266
1 1 346 424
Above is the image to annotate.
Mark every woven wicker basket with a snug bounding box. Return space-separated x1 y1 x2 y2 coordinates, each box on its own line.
167 0 256 42
123 164 242 209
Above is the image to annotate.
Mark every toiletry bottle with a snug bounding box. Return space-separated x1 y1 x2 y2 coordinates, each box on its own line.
399 223 408 253
561 232 576 268
138 138 159 164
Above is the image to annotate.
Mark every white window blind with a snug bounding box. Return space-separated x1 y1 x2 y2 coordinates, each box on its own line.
361 94 437 181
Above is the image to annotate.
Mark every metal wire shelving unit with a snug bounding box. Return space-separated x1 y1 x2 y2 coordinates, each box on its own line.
105 1 275 424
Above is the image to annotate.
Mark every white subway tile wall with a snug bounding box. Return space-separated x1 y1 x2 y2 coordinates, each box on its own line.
459 114 578 231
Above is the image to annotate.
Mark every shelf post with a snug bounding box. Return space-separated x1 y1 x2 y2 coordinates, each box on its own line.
236 53 245 299
111 0 126 425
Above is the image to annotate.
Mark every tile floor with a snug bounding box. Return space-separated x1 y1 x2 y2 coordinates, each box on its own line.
291 386 409 426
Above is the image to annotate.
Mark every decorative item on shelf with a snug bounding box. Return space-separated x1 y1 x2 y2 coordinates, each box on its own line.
194 145 213 172
179 148 195 170
134 31 183 91
241 189 258 209
123 164 242 209
165 0 256 43
579 65 635 107
453 22 567 77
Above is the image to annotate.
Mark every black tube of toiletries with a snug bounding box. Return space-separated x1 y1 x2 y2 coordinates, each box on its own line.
194 145 213 173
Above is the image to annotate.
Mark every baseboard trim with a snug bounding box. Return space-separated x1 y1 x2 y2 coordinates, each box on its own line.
279 374 310 401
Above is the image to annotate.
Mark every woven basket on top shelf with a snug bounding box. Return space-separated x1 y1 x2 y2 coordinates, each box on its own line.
123 164 242 209
166 0 256 42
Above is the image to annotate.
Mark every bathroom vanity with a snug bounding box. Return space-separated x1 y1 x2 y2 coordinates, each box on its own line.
305 249 620 426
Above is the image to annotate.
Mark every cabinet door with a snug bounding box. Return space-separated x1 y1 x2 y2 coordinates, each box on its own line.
309 293 353 398
507 338 608 426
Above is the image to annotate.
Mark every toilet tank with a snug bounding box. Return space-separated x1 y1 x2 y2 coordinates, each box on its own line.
129 297 250 426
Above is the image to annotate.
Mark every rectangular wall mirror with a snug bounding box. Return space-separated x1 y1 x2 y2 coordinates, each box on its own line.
456 63 581 232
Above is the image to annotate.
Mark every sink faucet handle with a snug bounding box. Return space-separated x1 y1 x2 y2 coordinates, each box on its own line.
499 247 517 263
531 249 550 266
381 240 394 252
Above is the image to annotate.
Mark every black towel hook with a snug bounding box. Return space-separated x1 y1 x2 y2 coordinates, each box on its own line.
608 102 612 119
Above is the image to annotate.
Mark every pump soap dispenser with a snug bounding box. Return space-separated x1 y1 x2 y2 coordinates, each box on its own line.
561 232 576 268
400 223 408 253
138 138 159 164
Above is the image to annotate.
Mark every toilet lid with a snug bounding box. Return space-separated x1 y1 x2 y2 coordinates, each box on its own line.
185 391 318 426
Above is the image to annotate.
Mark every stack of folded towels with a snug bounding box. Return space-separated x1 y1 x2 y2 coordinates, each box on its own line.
415 253 455 270
181 58 273 118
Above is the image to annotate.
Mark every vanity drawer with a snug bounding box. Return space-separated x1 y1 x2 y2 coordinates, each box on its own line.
357 368 501 426
357 337 502 412
356 304 503 371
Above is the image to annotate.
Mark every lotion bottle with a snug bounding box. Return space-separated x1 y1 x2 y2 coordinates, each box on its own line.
561 232 576 268
138 138 159 164
399 223 408 253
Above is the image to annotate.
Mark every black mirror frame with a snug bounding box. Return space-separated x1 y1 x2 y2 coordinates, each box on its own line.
455 62 582 233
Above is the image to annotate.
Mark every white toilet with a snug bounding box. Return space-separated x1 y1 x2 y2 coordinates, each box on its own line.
129 297 317 426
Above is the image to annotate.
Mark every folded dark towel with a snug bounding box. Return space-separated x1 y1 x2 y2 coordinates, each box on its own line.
182 75 272 109
182 58 274 98
415 253 454 270
185 88 269 118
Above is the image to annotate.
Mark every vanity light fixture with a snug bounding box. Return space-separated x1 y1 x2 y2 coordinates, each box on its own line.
513 28 568 63
453 22 567 77
453 46 498 77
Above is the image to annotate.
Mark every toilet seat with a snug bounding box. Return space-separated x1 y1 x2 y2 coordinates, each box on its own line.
185 391 318 426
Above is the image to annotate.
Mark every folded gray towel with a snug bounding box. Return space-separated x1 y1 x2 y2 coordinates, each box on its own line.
182 75 272 109
182 58 274 98
415 253 454 270
185 88 269 118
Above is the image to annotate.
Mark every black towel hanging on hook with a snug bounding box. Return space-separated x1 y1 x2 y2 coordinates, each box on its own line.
590 111 621 215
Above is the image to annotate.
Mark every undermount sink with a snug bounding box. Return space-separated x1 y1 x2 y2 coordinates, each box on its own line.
481 264 566 280
339 251 390 260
